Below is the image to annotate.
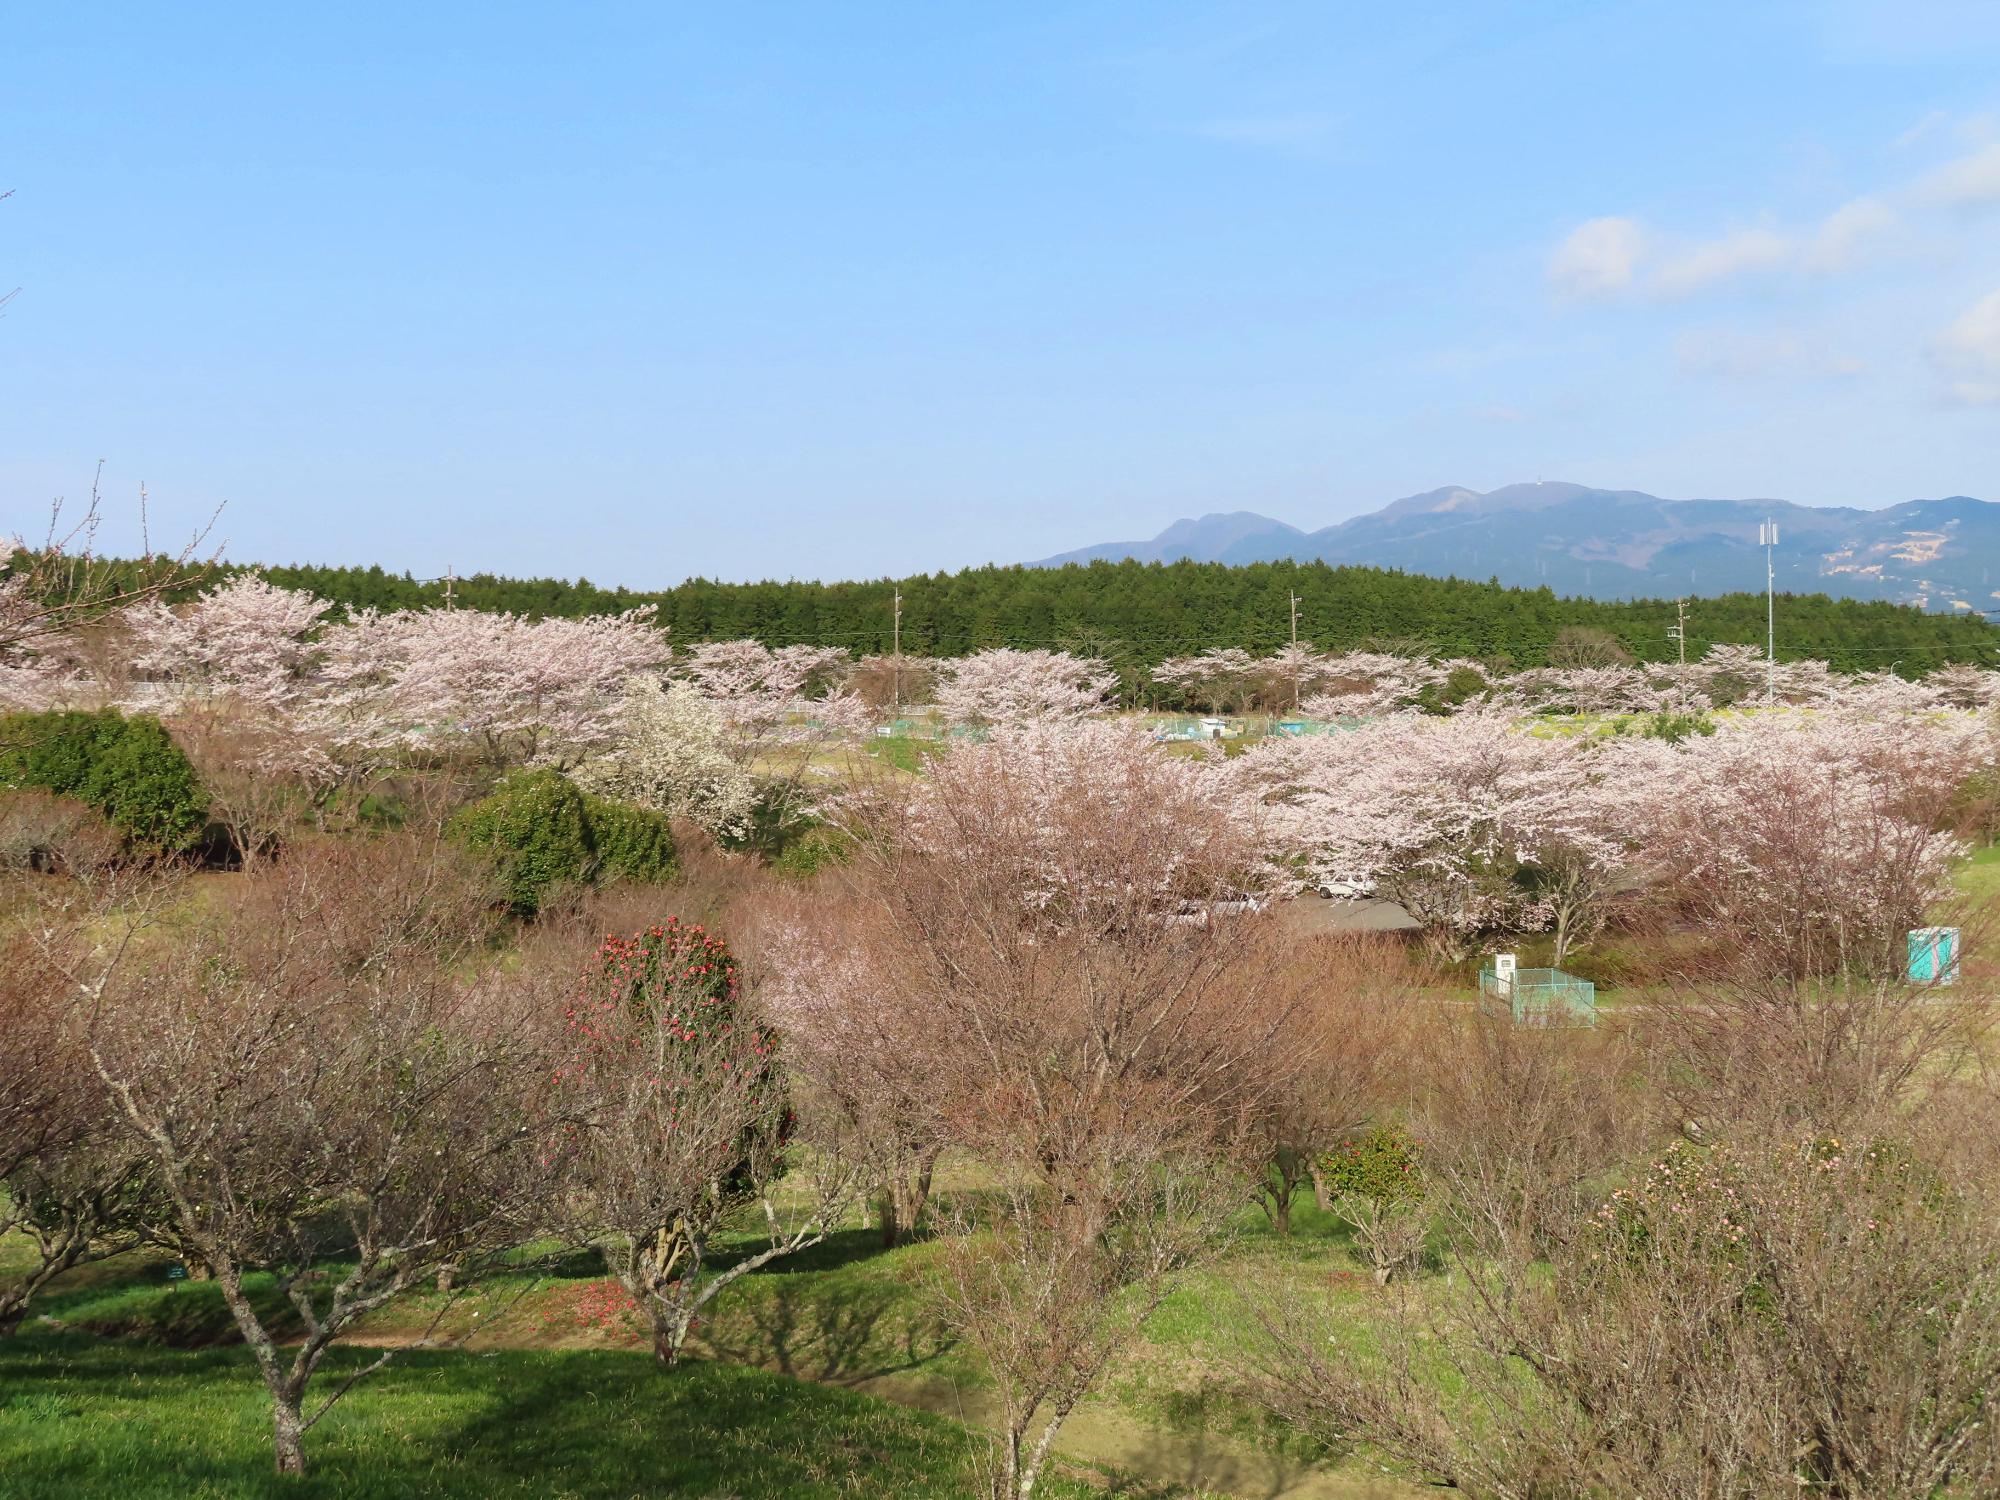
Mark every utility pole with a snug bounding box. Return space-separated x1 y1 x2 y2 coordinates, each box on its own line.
442 566 457 611
891 588 903 714
1289 590 1301 709
1667 598 1688 668
1759 520 1778 703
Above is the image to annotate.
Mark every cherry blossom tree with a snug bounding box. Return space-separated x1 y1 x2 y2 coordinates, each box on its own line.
667 639 874 836
1260 643 1332 711
746 889 944 1247
1824 670 1937 716
1694 641 1772 706
1299 651 1450 719
316 605 667 768
675 640 851 734
119 575 344 852
1924 662 2000 710
1152 648 1261 713
1506 665 1659 716
836 718 1298 1498
1634 711 1989 980
121 574 330 717
934 648 1116 726
1234 712 1647 959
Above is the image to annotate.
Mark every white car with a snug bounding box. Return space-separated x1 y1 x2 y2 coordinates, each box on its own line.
1315 876 1377 900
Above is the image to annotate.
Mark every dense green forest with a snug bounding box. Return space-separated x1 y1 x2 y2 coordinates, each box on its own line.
102 555 2000 675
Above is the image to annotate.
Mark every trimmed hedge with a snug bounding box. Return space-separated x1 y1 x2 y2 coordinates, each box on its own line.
447 769 678 914
586 795 680 887
0 709 208 854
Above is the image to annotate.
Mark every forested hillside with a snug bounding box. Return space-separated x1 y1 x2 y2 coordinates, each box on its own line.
107 556 2000 675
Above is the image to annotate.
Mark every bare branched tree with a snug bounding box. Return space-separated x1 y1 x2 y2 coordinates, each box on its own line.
0 900 149 1333
1254 1110 2000 1499
1247 933 1422 1236
1 466 217 665
1414 1016 1642 1266
60 832 557 1476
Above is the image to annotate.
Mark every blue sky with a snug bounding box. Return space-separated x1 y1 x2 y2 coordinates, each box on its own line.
4 1 1998 586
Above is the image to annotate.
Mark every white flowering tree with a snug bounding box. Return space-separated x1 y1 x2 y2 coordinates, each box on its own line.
1153 648 1261 713
572 678 759 839
1632 710 1989 978
1298 652 1451 719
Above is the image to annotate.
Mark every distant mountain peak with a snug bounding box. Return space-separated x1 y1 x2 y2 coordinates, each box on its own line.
1158 509 1302 539
1030 483 1999 610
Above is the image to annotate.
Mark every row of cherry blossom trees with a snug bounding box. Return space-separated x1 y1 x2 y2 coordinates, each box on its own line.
1229 704 1991 969
10 569 1999 745
0 575 886 847
1158 639 2000 718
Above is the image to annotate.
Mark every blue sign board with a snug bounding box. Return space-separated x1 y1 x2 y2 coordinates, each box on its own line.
1908 927 1960 986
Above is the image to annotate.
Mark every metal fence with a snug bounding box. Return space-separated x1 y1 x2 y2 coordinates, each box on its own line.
1479 966 1597 1026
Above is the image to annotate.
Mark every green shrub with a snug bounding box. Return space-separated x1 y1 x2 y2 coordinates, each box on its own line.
448 770 595 914
584 794 679 885
0 710 207 853
1638 709 1715 744
767 822 851 879
1319 1124 1424 1208
448 771 679 914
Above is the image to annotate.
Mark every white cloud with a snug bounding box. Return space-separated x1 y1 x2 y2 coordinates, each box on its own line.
1891 109 1950 150
1932 288 2000 405
1802 196 1900 271
1675 328 1867 380
1653 227 1793 295
1916 141 2000 206
1551 194 1899 302
1548 216 1646 297
1190 113 1340 150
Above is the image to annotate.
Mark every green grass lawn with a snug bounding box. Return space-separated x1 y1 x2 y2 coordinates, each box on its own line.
0 1334 1108 1500
2 1191 1416 1498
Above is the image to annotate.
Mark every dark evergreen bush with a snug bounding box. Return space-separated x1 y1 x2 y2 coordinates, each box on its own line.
447 769 594 914
0 709 208 854
448 770 678 914
584 794 679 886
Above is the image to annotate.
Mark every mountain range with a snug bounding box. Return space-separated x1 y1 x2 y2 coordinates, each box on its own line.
1032 482 2000 611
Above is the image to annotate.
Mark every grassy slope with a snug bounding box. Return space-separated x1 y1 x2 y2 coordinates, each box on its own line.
3 1198 1412 1498
0 1335 1102 1500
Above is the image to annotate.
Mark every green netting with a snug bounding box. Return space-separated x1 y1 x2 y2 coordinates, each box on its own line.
1479 966 1597 1026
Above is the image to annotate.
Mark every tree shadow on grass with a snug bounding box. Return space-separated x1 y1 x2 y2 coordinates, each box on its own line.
698 1270 956 1386
0 1336 1019 1500
706 1225 897 1278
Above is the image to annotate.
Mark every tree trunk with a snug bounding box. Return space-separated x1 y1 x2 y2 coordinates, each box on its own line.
270 1387 308 1476
652 1315 683 1368
880 1150 939 1249
1307 1159 1333 1213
